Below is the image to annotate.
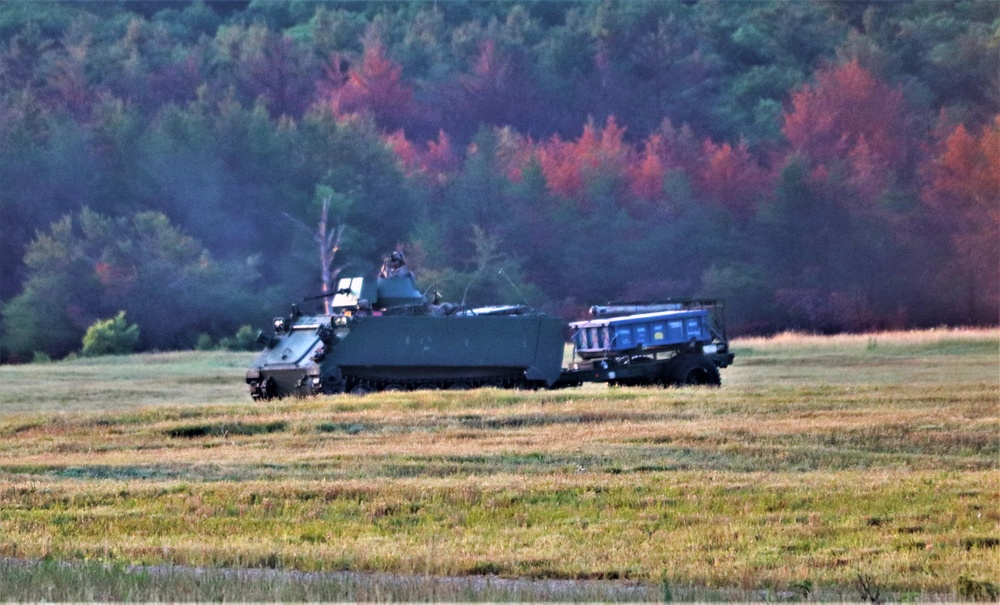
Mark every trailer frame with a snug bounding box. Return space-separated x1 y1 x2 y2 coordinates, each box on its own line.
553 299 735 388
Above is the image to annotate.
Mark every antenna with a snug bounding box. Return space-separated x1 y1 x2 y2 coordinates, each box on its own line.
498 268 529 305
459 273 476 308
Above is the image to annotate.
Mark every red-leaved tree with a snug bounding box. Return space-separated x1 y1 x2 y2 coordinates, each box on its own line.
384 129 459 183
536 116 630 200
921 116 1000 322
628 135 666 200
384 130 420 175
323 40 414 131
782 60 914 207
697 139 772 219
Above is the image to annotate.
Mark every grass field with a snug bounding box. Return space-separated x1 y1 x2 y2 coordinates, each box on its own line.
0 329 997 601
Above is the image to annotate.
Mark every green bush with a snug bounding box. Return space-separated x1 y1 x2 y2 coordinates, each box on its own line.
219 325 258 351
194 333 215 351
81 312 140 356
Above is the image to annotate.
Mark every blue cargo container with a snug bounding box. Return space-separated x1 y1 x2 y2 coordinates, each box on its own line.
571 309 712 359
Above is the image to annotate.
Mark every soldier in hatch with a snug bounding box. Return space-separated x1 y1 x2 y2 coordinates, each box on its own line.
379 251 415 283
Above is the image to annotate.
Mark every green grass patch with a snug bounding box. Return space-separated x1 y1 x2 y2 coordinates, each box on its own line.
316 422 372 435
165 421 288 439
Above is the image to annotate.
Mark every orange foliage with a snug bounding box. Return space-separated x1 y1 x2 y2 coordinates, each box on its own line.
422 130 460 175
325 41 414 127
622 122 702 204
783 60 907 163
845 135 890 203
628 137 666 200
921 116 1000 311
493 127 535 182
384 130 459 180
384 130 420 174
589 116 629 173
926 119 1000 209
536 134 583 197
536 116 631 198
782 60 912 203
698 139 771 218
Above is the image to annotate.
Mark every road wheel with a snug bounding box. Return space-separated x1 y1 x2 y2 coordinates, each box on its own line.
349 384 373 396
669 356 721 387
257 377 277 400
382 384 405 392
322 377 345 395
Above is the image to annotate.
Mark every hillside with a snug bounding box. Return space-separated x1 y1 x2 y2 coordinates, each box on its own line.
1 1 997 361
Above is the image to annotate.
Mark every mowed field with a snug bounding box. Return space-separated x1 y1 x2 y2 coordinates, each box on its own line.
0 329 997 601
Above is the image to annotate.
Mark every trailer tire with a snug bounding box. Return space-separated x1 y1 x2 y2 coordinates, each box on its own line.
668 355 721 387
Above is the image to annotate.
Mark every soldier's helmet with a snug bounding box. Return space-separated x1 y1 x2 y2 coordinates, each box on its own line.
390 251 405 263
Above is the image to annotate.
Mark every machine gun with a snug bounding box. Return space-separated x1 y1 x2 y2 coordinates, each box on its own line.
303 287 352 302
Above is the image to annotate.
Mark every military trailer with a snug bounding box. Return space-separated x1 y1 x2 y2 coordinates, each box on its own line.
554 301 734 388
246 275 734 399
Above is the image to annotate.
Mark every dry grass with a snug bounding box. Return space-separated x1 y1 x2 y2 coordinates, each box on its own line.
0 351 243 415
735 327 997 347
0 329 997 600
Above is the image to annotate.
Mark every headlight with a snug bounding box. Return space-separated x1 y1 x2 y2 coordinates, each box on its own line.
334 316 348 327
273 317 286 333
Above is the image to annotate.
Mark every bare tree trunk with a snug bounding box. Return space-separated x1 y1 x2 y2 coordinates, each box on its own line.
283 193 348 314
317 195 345 314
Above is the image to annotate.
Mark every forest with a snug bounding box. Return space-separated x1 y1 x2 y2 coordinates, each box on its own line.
0 0 997 360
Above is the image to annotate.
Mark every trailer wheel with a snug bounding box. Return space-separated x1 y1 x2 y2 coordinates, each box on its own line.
669 356 721 387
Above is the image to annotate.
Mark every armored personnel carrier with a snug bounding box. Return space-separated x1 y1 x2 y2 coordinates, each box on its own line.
246 275 565 399
246 276 734 399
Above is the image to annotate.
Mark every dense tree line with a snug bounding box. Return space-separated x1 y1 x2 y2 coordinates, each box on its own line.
0 0 996 360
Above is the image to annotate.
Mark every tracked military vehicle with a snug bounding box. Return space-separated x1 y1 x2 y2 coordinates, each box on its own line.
246 276 734 399
246 275 565 399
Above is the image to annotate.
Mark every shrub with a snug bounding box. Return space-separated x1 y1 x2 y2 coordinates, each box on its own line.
219 325 258 351
195 333 215 350
81 311 140 356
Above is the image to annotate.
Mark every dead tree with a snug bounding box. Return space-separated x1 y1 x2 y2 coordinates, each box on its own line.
284 193 347 314
316 195 346 314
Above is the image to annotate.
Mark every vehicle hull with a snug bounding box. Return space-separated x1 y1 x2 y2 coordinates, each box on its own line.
248 312 567 398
